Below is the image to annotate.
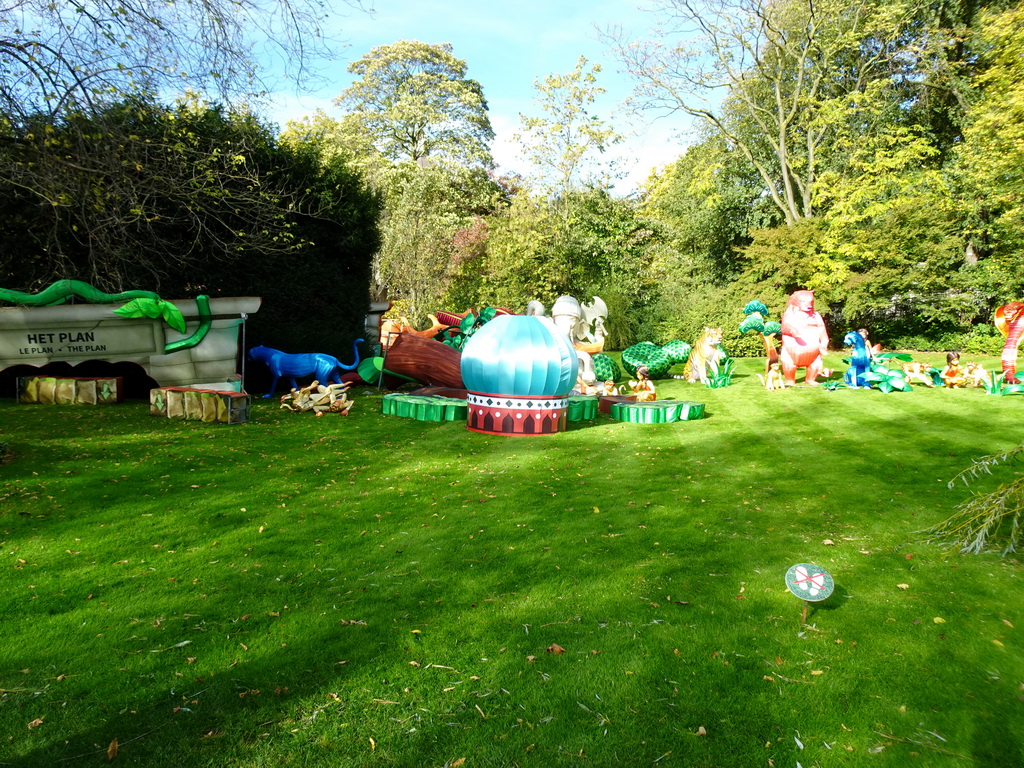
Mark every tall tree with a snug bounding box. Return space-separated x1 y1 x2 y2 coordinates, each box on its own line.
954 2 1024 302
513 56 622 196
335 41 494 168
642 133 777 283
372 162 500 323
608 0 924 224
0 0 360 123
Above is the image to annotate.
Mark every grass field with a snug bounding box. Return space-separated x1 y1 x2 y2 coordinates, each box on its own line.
1 352 1022 767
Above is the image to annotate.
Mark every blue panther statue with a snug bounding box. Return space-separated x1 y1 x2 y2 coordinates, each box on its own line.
249 340 362 398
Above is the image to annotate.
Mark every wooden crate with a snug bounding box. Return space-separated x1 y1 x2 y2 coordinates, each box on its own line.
17 377 122 405
150 387 250 424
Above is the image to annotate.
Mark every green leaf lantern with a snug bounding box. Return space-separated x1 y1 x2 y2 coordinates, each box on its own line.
113 298 186 334
865 365 913 394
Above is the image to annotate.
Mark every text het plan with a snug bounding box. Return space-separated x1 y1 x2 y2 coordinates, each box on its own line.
19 331 107 355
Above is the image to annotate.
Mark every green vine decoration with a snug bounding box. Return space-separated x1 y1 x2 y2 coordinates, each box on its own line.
0 279 158 306
164 294 212 353
1 280 212 354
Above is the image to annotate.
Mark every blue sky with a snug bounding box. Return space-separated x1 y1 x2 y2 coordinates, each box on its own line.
264 0 697 193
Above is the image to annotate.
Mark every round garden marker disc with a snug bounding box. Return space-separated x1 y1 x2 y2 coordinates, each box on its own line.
784 563 834 602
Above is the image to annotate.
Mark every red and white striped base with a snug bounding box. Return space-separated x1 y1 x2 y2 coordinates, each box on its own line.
466 393 568 435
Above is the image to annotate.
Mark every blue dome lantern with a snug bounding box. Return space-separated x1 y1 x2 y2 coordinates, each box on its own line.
461 315 579 435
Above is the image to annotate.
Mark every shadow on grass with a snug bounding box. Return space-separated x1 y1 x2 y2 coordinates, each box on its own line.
3 364 1023 767
803 582 849 623
972 707 1023 766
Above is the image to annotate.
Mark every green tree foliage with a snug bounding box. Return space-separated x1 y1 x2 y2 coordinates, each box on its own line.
0 97 295 290
477 58 656 342
555 190 663 348
335 41 495 169
474 192 559 312
817 126 972 332
737 125 968 328
0 97 380 355
322 40 502 323
954 3 1024 303
619 0 1024 350
640 135 779 350
514 56 622 196
642 134 778 284
611 0 932 224
373 162 500 324
473 190 662 345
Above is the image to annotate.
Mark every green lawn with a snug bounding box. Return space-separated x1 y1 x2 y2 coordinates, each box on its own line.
1 353 1021 767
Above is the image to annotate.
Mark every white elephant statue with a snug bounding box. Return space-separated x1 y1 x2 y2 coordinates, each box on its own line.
530 295 608 350
527 295 610 383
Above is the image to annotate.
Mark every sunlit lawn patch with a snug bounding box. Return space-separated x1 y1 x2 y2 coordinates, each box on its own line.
0 353 1020 767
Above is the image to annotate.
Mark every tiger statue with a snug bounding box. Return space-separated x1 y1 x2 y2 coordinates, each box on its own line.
684 327 725 384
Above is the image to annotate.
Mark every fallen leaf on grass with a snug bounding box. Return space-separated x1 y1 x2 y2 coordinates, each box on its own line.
107 738 119 761
547 643 565 654
696 726 707 736
369 737 376 751
822 539 835 546
27 717 44 729
897 584 909 590
933 617 946 624
450 759 466 767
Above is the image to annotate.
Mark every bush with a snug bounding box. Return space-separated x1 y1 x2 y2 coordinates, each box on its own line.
885 323 1003 354
647 283 779 358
